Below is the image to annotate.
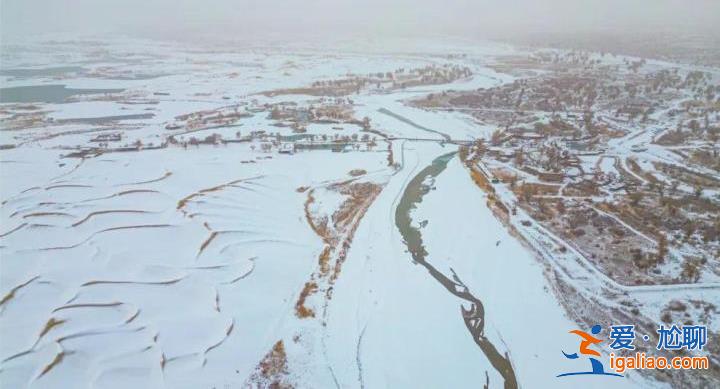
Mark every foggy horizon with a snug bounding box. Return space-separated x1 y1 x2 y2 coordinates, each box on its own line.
2 0 719 44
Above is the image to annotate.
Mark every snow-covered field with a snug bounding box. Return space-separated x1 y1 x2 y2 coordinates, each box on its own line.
0 143 392 388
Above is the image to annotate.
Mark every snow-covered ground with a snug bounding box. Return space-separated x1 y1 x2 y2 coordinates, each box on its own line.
1 37 699 388
0 142 391 389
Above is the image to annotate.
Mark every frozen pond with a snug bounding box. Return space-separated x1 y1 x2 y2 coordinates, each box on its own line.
0 66 85 78
0 84 124 103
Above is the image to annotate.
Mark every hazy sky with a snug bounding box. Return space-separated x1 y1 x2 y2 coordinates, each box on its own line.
2 0 719 42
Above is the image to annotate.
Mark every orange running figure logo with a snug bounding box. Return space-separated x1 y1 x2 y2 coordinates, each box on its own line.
557 324 623 377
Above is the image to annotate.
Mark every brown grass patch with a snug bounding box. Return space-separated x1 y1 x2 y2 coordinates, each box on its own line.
518 182 560 197
463 156 509 217
22 212 73 219
72 210 148 227
627 158 659 185
38 318 65 340
295 281 318 318
655 162 720 188
245 340 294 389
297 181 383 315
197 231 219 257
468 164 495 194
177 178 251 212
318 246 332 275
0 276 39 306
491 168 518 183
331 182 381 230
260 341 289 378
39 350 66 378
303 190 333 245
119 171 172 186
117 189 160 196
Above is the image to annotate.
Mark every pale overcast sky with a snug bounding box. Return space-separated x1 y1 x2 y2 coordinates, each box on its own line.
2 0 719 42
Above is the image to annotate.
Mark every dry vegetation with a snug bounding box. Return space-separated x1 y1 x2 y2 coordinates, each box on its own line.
262 64 471 97
295 282 318 319
295 181 383 319
424 51 720 287
245 340 293 389
460 143 509 219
